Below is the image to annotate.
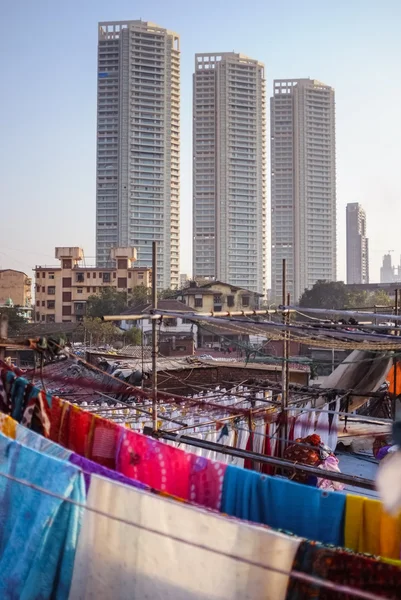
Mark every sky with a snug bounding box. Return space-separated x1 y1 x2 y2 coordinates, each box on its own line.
1 0 400 285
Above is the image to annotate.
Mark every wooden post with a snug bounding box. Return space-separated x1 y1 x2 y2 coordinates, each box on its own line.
151 241 158 431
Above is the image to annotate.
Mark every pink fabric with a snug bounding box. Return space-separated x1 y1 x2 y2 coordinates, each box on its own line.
188 455 227 510
117 429 191 500
89 416 119 469
317 455 345 491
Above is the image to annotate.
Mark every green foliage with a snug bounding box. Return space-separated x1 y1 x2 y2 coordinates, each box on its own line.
299 280 348 310
158 287 178 300
0 307 27 336
124 326 142 346
83 317 123 345
86 287 127 318
129 284 151 306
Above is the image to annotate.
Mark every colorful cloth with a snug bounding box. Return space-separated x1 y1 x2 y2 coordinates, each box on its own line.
69 474 301 600
188 454 227 510
21 388 52 437
0 432 85 600
16 423 73 461
221 465 345 546
286 540 401 599
0 413 16 439
345 494 401 560
89 415 119 469
68 405 94 457
117 429 192 500
69 453 149 494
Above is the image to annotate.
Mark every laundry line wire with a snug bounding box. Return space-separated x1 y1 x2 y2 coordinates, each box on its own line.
0 467 389 600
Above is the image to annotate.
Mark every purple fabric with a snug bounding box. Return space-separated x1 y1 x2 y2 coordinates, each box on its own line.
376 446 392 461
69 453 149 493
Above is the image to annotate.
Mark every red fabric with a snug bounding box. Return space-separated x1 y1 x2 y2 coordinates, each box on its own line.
117 429 191 500
50 397 68 443
68 405 94 457
89 416 119 469
261 422 274 475
188 455 227 510
244 431 255 470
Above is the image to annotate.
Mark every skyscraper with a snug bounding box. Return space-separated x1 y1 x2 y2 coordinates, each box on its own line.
346 203 369 284
192 53 266 294
96 21 180 289
271 79 336 302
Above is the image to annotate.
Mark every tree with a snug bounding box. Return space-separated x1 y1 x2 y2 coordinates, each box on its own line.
86 288 127 318
0 307 27 336
370 290 392 307
299 280 348 310
158 287 179 300
124 326 142 346
83 317 123 345
128 284 151 306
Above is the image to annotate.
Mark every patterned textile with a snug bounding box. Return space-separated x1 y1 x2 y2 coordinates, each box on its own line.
69 452 149 493
89 415 119 469
117 429 192 500
21 389 52 437
0 432 85 600
286 540 401 599
0 413 16 439
68 405 94 457
188 454 227 510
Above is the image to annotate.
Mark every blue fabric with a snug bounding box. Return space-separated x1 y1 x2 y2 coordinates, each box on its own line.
221 465 345 546
0 432 85 599
16 424 73 461
9 374 27 421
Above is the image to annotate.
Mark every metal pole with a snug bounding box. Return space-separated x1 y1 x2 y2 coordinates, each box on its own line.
152 241 158 431
281 259 287 456
393 290 399 418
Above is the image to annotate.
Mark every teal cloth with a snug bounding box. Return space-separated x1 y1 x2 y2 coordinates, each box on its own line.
16 424 73 461
0 432 85 599
221 465 345 546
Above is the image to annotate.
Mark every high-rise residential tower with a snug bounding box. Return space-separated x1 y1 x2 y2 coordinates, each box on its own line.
271 79 336 301
192 53 266 294
96 21 180 289
346 203 369 284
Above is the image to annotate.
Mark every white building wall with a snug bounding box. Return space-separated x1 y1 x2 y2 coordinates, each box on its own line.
96 21 180 289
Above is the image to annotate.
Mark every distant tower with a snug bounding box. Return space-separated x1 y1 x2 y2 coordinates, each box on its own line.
380 253 394 283
346 203 369 284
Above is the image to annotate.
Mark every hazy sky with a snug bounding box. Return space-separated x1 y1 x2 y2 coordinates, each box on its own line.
1 0 400 284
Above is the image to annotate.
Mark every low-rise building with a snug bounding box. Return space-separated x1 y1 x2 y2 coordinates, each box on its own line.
177 281 262 312
121 299 198 350
0 269 32 308
35 247 151 323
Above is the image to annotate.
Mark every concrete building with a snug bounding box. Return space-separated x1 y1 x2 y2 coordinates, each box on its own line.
0 270 32 308
192 53 266 294
35 247 151 323
177 280 262 312
271 79 336 301
346 203 369 284
380 254 396 283
96 20 180 289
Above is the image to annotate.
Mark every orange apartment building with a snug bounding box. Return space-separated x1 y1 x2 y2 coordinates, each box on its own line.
35 247 151 323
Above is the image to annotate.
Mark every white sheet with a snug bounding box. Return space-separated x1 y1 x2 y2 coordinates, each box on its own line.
69 475 300 600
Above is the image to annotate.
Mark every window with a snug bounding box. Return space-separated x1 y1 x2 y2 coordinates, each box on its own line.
36 300 40 307
47 286 56 295
77 288 83 294
242 295 250 307
118 259 128 269
41 315 45 322
62 260 72 269
62 277 72 288
42 301 45 307
103 272 111 283
47 300 55 309
128 272 132 279
117 277 127 288
49 272 55 280
113 272 116 279
195 297 203 308
165 318 177 327
93 272 96 279
213 294 222 303
45 314 55 323
35 312 40 321
76 273 85 283
86 272 91 279
227 295 235 307
62 305 72 316
87 287 91 293
62 291 72 302
42 272 45 279
92 287 97 293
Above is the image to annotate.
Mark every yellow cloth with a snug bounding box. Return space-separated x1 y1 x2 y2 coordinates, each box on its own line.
0 413 17 439
345 493 401 560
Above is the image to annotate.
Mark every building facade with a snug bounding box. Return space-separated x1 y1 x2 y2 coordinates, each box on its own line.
346 203 369 284
96 20 180 289
271 79 336 302
0 270 32 307
192 53 266 294
35 247 151 323
177 280 262 312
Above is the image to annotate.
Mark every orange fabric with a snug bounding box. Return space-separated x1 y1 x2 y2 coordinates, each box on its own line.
386 362 401 395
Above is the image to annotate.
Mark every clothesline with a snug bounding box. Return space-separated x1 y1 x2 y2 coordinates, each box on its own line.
0 456 388 600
